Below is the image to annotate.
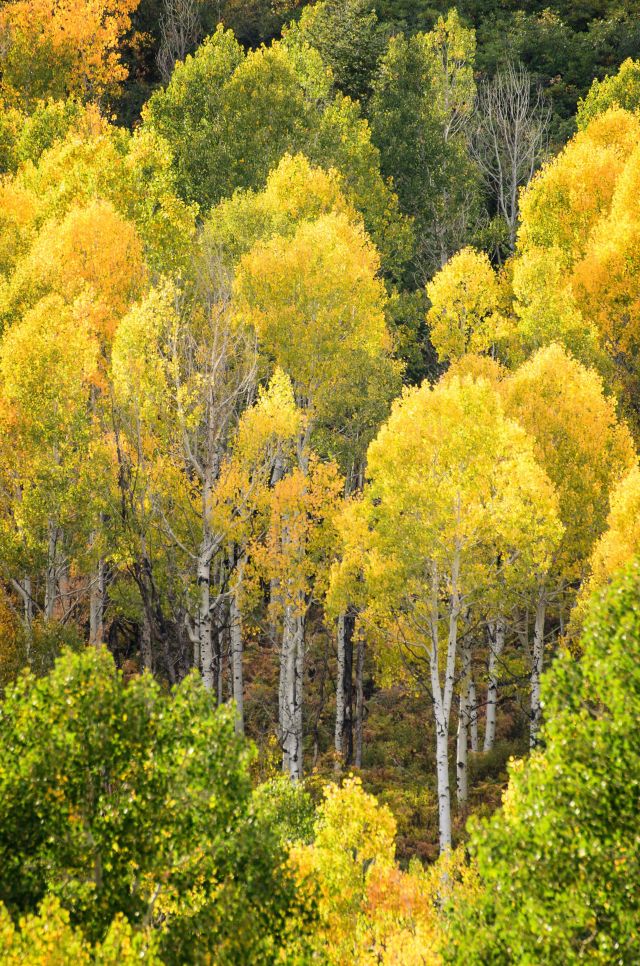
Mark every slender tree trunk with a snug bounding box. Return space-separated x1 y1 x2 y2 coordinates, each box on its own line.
334 614 346 767
281 601 305 779
197 545 214 689
278 619 287 757
484 617 505 752
429 551 460 854
44 521 59 620
530 592 547 748
230 559 245 735
354 636 365 768
334 611 355 767
13 577 34 662
343 611 354 763
435 715 452 852
141 607 153 671
216 626 224 706
89 555 106 646
15 576 34 629
291 610 305 779
456 640 472 806
469 674 479 753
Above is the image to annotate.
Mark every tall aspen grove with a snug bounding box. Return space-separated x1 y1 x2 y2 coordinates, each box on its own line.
0 0 639 962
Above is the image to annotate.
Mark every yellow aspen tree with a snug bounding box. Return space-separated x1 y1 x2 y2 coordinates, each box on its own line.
251 456 343 778
2 199 147 344
426 247 508 362
0 296 98 623
572 143 640 406
501 343 636 743
570 464 640 639
234 204 397 777
333 375 560 851
517 108 640 267
0 0 139 109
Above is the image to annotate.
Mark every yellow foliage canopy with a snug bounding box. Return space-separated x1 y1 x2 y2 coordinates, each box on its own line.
0 0 139 108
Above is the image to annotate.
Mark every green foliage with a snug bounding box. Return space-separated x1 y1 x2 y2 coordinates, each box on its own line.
143 26 412 279
10 99 88 170
0 647 307 963
445 559 640 963
0 618 83 694
286 0 386 104
369 16 482 282
252 774 316 845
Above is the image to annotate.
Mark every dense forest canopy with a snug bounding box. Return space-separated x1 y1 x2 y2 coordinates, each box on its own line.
0 0 639 962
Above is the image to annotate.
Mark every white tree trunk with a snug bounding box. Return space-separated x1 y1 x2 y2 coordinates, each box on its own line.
44 522 59 620
281 602 305 779
429 550 461 854
230 561 245 735
334 614 346 765
355 637 365 768
89 556 106 647
469 674 478 753
456 640 472 806
278 620 286 754
292 614 305 779
484 617 505 752
530 592 547 748
197 546 214 690
435 716 452 853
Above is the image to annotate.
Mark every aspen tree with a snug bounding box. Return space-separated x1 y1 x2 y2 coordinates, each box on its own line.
0 0 139 108
426 247 507 362
0 297 98 622
501 343 635 743
333 375 560 850
234 206 394 777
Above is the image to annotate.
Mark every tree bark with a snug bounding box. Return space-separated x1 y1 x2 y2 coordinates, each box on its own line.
530 591 547 748
354 635 365 768
230 559 245 735
334 610 355 767
429 550 460 854
89 556 106 647
334 614 346 766
435 719 452 853
456 639 472 806
44 521 59 620
197 542 214 690
484 617 505 752
141 607 153 672
343 611 354 764
281 601 305 779
469 673 479 753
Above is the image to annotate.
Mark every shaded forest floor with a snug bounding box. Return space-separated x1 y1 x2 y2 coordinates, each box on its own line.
243 632 529 862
